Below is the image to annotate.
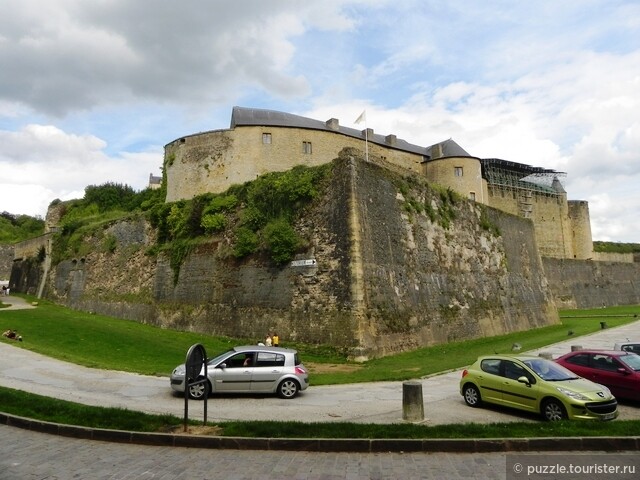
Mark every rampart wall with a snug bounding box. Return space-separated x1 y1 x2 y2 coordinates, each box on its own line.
542 257 640 309
485 187 590 259
13 234 50 260
18 157 559 358
592 252 634 263
0 245 13 280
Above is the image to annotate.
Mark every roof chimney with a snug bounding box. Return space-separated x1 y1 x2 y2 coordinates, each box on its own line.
326 118 339 131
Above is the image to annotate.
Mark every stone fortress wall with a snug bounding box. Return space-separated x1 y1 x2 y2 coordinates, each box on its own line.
8 107 639 357
165 127 424 204
165 107 594 261
0 245 13 280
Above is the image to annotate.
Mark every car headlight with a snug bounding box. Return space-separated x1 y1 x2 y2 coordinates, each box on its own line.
556 387 589 401
172 365 186 376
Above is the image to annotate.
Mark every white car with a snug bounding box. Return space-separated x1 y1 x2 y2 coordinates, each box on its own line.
614 341 640 355
170 345 309 399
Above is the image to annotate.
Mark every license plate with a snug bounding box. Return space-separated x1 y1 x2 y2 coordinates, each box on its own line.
601 412 616 421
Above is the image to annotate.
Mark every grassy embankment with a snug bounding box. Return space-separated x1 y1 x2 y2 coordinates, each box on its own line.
1 295 639 438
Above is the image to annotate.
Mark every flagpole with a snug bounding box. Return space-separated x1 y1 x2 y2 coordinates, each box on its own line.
364 119 369 162
354 110 368 162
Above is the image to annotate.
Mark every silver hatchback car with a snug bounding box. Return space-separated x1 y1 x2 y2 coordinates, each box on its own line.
170 346 309 399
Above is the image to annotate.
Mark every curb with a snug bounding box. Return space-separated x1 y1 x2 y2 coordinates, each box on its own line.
2 412 639 453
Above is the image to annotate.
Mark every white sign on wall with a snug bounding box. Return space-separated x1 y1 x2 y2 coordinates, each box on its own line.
291 259 317 267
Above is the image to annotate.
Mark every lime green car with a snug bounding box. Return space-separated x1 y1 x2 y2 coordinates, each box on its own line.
460 354 618 421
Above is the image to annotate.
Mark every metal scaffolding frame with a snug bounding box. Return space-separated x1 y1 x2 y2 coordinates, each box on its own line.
481 158 566 196
481 158 567 219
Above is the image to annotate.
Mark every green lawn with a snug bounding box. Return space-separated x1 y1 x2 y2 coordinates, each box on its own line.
1 295 639 385
2 385 639 439
1 295 639 439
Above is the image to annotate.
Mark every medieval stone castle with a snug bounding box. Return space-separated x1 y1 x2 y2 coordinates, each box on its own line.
165 106 593 261
7 106 639 358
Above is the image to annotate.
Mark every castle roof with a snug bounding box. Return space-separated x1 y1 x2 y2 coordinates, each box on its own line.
171 107 564 179
230 106 430 157
425 139 472 158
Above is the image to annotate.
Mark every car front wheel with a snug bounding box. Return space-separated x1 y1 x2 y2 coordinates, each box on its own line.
277 379 300 399
462 384 482 407
541 399 567 421
188 378 208 400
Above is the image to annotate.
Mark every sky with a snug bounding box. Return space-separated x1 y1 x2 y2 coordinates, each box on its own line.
1 1 639 243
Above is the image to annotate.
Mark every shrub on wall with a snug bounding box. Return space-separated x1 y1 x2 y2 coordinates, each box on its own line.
233 227 259 258
102 234 118 253
204 194 238 214
263 218 300 264
201 213 227 233
84 183 138 213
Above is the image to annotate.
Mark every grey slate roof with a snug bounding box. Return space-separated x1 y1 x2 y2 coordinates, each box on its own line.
425 138 472 158
230 106 429 157
169 107 562 176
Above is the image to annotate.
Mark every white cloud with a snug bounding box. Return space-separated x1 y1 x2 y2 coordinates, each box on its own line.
0 0 638 242
0 124 161 217
0 0 363 115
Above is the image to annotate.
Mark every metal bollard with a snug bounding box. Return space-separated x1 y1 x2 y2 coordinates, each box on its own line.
402 381 424 422
571 345 582 352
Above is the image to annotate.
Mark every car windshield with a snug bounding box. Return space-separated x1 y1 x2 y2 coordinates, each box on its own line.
619 353 640 371
523 358 580 381
207 350 234 367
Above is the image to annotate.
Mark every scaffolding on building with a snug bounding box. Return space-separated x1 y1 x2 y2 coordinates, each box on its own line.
481 158 567 218
481 158 566 194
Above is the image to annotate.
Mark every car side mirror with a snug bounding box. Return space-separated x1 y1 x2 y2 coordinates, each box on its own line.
517 375 531 386
218 363 227 369
617 367 630 375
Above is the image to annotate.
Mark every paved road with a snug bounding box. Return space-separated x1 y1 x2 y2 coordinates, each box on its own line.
1 305 639 425
2 298 639 479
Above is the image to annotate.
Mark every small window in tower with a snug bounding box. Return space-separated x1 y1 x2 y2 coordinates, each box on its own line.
469 192 476 201
262 133 272 144
303 141 312 154
454 166 463 177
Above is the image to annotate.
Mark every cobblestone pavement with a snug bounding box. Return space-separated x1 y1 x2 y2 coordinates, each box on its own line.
0 424 509 479
1 302 639 478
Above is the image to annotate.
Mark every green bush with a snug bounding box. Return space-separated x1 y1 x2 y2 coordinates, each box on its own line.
240 206 267 231
0 212 45 244
205 194 238 214
84 182 137 213
201 213 227 233
102 235 117 253
166 203 188 239
168 239 195 284
263 218 299 264
233 227 259 258
593 241 640 253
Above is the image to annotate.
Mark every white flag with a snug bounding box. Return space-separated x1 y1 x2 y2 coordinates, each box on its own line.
354 110 366 124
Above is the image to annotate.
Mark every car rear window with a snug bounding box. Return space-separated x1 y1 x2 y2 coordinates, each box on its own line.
480 359 500 375
565 353 589 367
256 352 285 367
621 344 640 355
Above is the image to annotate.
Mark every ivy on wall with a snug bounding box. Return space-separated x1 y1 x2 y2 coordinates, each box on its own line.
49 162 333 283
